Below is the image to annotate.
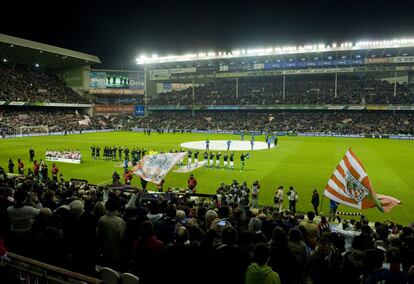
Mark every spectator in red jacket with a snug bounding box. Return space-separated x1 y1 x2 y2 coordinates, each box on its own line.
188 174 197 193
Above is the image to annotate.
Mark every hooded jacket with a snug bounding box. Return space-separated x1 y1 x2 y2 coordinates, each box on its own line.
245 263 281 284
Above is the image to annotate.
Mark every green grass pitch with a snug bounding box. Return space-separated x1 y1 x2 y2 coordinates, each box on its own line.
0 132 413 225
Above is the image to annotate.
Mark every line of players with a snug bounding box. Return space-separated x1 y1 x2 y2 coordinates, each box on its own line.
179 150 250 170
90 146 147 162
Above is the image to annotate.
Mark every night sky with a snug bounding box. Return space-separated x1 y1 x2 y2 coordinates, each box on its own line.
1 0 414 69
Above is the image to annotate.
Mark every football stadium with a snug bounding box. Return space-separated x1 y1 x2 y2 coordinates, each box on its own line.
1 3 414 283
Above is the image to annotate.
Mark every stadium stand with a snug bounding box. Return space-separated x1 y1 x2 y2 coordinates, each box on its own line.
148 76 414 106
0 65 89 103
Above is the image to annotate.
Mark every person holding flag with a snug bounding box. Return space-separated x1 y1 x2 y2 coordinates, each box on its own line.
227 140 231 151
323 148 401 214
250 139 254 150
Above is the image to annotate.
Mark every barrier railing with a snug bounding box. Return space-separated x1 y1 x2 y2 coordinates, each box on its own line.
5 252 102 284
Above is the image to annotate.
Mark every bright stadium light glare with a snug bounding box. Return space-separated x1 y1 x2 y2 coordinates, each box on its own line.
2 58 6 62
135 37 414 64
35 63 39 67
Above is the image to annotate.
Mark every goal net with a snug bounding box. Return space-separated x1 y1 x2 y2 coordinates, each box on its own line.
20 125 49 135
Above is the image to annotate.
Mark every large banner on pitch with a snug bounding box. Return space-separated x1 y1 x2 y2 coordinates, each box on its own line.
131 152 186 184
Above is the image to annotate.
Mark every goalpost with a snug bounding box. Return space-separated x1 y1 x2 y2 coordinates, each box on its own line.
20 125 49 135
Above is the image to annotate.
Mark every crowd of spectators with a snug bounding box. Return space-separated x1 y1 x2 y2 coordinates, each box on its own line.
148 76 414 106
132 111 414 135
0 167 414 283
0 66 89 103
1 108 413 136
0 108 92 135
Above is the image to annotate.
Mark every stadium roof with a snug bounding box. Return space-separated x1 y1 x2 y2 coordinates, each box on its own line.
136 38 414 67
0 33 101 68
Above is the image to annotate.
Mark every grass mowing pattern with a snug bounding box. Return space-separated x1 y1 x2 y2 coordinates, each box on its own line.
0 131 413 224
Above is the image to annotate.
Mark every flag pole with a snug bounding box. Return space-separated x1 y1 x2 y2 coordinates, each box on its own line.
320 193 325 216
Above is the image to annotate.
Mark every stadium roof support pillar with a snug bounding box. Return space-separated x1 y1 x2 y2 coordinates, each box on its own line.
283 75 286 101
394 71 397 97
144 67 157 105
192 80 195 117
335 73 338 98
236 77 239 99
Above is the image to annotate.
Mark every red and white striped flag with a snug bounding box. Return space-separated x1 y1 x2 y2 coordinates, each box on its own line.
324 148 401 213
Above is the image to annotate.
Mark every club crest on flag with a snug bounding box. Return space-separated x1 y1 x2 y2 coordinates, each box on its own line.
344 171 369 203
131 152 186 184
324 148 401 213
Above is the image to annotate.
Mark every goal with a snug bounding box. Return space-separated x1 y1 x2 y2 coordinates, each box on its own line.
20 125 49 135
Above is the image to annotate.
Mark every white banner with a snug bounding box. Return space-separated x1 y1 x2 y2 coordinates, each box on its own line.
46 157 81 164
131 152 186 184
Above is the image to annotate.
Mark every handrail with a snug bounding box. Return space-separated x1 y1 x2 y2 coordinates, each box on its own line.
6 252 102 284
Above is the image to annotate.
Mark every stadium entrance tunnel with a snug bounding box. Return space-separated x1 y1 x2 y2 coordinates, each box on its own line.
180 140 274 151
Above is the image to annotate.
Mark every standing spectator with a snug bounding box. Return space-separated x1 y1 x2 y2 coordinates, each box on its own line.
269 227 299 284
214 226 250 284
29 148 35 162
274 186 284 212
309 237 342 284
245 243 281 284
287 186 298 214
8 159 14 173
300 211 320 249
40 161 48 180
251 180 260 209
188 174 197 193
329 200 339 222
311 189 320 216
51 163 59 183
7 190 43 254
33 160 40 178
133 221 165 284
96 198 126 269
17 158 24 175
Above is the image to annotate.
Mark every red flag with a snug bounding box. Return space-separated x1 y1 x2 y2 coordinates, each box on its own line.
324 148 400 213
